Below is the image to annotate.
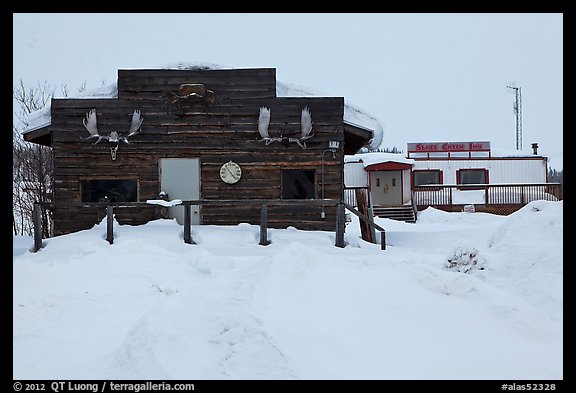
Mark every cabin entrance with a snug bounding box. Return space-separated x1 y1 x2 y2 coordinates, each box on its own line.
370 170 402 206
159 158 201 225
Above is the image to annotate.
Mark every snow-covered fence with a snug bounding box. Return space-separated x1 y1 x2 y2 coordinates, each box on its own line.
32 199 358 252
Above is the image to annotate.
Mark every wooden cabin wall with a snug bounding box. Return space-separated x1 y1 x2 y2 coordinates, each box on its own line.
50 68 345 236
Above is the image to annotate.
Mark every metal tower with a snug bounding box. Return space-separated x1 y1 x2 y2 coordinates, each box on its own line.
507 84 523 150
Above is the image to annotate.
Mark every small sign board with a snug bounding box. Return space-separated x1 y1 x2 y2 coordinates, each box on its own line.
407 141 490 153
463 204 476 213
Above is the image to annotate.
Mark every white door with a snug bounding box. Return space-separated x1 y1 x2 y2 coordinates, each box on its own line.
159 158 201 225
370 171 402 206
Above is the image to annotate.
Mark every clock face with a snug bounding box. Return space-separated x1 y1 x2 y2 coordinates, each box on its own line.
219 161 242 184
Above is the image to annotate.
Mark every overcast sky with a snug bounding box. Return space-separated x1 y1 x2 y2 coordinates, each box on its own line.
13 13 563 169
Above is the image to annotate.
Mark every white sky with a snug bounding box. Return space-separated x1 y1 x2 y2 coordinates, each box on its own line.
12 13 563 169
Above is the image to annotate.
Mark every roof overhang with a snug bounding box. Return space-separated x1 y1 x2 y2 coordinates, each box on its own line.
343 122 373 155
22 125 52 147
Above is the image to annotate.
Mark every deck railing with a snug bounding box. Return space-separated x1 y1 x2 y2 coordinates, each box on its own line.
413 183 562 207
344 187 369 207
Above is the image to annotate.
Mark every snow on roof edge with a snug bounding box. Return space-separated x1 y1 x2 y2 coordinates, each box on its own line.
345 152 414 167
276 81 384 149
23 62 384 149
23 82 119 134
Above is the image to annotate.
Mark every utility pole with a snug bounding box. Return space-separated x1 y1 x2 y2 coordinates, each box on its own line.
507 84 523 150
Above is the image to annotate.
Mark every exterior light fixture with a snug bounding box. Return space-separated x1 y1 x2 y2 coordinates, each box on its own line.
328 140 340 151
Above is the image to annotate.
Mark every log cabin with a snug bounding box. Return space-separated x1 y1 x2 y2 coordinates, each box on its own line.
23 64 382 236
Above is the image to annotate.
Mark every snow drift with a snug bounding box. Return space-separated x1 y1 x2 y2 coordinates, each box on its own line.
13 201 562 379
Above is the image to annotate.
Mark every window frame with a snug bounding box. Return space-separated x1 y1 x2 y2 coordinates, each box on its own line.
80 178 139 203
281 169 317 200
456 168 489 190
412 169 443 188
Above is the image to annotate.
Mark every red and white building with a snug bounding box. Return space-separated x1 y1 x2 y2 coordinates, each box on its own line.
407 141 548 186
344 141 559 219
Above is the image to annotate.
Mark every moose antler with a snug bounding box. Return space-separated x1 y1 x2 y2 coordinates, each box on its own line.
82 109 106 144
301 106 313 139
289 106 314 148
257 106 282 145
81 108 143 145
119 109 144 143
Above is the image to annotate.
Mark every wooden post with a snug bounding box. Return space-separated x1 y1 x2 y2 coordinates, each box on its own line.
33 203 42 252
355 188 373 243
106 205 114 245
183 203 196 244
343 202 386 252
335 203 345 248
367 206 376 243
259 204 270 246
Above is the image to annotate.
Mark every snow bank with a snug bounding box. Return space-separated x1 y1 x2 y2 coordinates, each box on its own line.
486 201 563 322
13 236 33 256
13 201 563 379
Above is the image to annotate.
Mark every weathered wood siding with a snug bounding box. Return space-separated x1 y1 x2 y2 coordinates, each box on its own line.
50 68 346 235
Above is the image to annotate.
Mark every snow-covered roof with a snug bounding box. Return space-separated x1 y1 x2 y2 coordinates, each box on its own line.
146 61 234 71
23 83 118 133
345 152 414 168
22 61 384 149
489 147 547 159
275 81 383 149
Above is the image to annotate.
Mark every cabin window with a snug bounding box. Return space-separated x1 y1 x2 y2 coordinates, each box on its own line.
81 179 138 203
413 170 442 186
457 169 488 189
282 170 315 199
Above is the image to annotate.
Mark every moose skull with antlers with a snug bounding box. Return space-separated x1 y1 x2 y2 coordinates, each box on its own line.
257 106 314 148
82 108 144 160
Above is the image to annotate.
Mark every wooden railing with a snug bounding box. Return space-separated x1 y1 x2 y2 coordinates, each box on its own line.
32 198 369 252
344 202 386 250
344 187 369 207
413 183 562 208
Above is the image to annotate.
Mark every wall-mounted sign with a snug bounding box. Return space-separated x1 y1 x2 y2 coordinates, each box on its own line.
407 141 491 153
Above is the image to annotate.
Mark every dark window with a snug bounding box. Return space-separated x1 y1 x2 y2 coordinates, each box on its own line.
282 170 315 199
81 179 138 203
413 170 441 186
458 169 487 185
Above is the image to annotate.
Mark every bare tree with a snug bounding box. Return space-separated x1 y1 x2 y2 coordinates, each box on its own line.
13 80 57 237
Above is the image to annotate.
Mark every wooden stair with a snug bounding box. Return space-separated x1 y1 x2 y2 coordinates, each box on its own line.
372 205 416 223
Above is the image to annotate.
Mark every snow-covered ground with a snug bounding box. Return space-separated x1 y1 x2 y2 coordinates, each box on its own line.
13 200 563 380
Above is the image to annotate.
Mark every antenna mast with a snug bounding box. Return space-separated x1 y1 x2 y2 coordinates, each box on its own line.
507 84 522 150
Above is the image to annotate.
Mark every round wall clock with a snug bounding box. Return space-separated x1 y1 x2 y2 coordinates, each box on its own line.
219 161 242 184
